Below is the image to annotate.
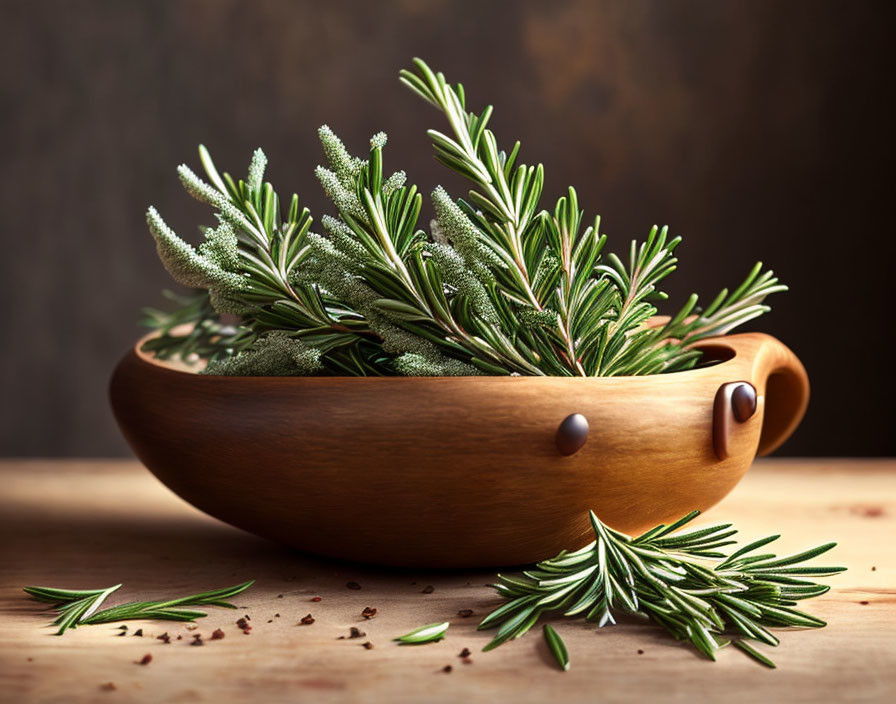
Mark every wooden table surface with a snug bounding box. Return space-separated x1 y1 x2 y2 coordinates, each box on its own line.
0 459 893 704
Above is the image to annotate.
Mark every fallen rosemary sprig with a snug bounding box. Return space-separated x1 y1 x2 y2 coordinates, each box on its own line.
394 621 450 645
479 511 843 668
24 581 254 635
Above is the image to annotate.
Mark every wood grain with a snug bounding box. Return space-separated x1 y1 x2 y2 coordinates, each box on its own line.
109 331 808 567
0 458 893 703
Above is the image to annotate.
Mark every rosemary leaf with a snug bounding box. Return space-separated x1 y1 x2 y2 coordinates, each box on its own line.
394 622 450 645
733 639 777 668
543 624 570 671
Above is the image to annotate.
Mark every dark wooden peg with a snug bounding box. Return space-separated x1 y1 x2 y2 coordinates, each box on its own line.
731 383 757 422
713 381 758 460
556 413 589 455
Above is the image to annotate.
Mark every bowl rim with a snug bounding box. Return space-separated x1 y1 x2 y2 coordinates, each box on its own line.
130 330 747 383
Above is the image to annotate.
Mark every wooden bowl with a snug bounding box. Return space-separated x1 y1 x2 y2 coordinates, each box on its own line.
110 332 808 568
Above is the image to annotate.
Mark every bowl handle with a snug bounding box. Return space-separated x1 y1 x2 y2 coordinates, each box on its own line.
750 333 810 456
705 332 809 457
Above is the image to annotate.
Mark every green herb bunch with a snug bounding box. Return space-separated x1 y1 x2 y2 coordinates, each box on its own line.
145 59 785 377
479 511 843 668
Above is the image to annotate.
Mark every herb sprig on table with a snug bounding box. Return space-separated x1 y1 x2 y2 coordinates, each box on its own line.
478 511 844 668
24 581 254 635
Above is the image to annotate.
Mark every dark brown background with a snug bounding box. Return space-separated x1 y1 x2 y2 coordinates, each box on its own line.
1 0 893 457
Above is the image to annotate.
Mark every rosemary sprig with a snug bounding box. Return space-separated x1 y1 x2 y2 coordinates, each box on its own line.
394 622 450 645
144 58 786 378
140 289 254 365
24 581 254 635
479 511 844 667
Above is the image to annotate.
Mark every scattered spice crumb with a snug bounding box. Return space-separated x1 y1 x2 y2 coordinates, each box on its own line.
311 596 322 602
186 624 198 631
117 625 128 631
859 600 869 605
157 633 171 644
459 648 471 658
236 617 252 634
457 609 474 618
300 614 315 625
27 658 33 662
462 657 472 664
133 629 143 637
136 654 152 666
872 566 877 571
275 613 280 618
117 631 127 637
347 581 362 590
362 641 374 650
637 649 644 655
176 635 183 640
338 627 365 639
100 682 117 691
361 607 377 620
211 629 225 640
267 619 273 623
442 665 453 673
277 594 283 598
421 585 435 594
190 634 204 647
244 614 251 621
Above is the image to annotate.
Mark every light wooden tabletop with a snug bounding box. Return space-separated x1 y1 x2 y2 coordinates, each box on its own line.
0 459 893 704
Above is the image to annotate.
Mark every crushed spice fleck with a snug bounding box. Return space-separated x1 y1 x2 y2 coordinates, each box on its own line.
459 648 471 658
157 632 171 644
362 641 374 650
300 614 315 625
442 665 453 673
211 629 225 640
311 596 322 602
338 627 365 639
133 629 143 637
361 607 377 620
346 581 362 590
190 634 204 646
421 585 435 594
100 682 117 691
457 609 474 618
136 654 152 665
